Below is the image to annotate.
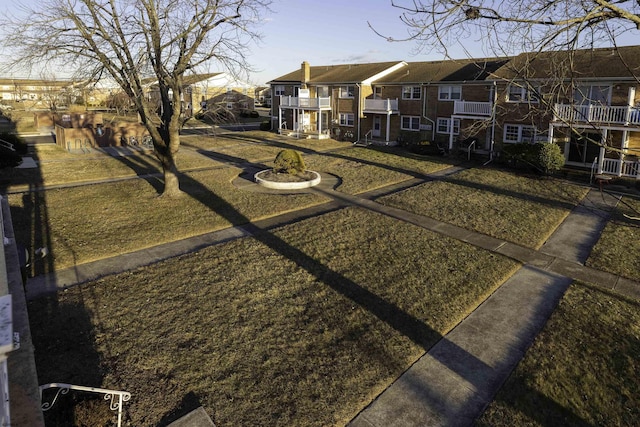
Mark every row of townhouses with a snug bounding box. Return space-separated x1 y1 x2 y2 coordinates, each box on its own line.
0 73 258 116
268 46 640 178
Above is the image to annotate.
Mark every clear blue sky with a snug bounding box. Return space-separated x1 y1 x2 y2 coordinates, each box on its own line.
248 0 455 85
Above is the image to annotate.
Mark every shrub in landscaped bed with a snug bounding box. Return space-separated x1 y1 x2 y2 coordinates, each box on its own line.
537 142 565 174
273 149 306 174
502 142 564 175
259 120 270 131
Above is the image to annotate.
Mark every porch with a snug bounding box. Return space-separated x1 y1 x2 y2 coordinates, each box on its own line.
594 157 640 179
554 104 640 126
278 96 331 110
363 99 399 114
454 101 492 116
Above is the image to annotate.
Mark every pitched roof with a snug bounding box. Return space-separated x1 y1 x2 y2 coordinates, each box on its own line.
375 58 509 84
269 61 405 84
492 45 640 80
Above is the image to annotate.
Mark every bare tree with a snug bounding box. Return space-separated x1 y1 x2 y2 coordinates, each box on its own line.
384 1 640 57
4 0 270 196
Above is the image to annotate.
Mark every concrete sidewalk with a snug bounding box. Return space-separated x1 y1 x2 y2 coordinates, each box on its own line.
348 188 631 426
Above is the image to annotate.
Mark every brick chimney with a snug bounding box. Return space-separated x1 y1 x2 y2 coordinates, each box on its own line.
301 61 310 88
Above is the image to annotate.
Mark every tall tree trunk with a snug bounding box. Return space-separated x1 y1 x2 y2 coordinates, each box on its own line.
156 125 183 197
160 154 182 197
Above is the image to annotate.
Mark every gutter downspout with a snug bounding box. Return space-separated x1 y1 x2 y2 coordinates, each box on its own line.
356 83 362 144
421 83 435 141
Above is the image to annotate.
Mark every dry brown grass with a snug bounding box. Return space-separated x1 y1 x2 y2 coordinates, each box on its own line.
31 207 519 426
587 197 640 281
477 283 640 426
10 167 328 271
379 167 589 248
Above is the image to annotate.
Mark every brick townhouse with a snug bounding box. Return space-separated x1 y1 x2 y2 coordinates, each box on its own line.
268 46 640 179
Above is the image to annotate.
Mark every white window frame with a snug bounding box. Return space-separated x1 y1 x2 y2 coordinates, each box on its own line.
402 86 421 100
438 85 462 101
436 117 460 135
339 86 355 98
506 85 539 103
339 113 354 126
503 124 539 143
401 115 421 131
274 85 285 96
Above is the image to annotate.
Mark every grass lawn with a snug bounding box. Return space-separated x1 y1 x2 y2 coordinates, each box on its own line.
10 167 328 271
8 136 453 272
477 283 640 426
379 167 589 248
31 207 519 426
304 146 454 195
587 196 640 282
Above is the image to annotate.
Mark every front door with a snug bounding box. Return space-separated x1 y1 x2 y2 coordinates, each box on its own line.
373 116 381 138
567 132 601 165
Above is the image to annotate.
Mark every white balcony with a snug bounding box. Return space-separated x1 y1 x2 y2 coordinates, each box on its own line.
279 96 331 110
554 104 640 125
453 101 492 116
363 98 398 113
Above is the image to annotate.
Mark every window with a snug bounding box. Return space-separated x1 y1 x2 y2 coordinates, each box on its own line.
339 86 355 98
339 113 354 126
506 85 538 103
573 85 611 106
438 85 461 101
504 124 539 143
402 86 421 100
274 85 285 96
401 115 420 131
316 86 329 98
436 118 460 135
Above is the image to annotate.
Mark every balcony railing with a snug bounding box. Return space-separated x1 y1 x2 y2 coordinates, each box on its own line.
363 98 398 113
279 96 331 109
554 104 640 125
599 157 640 178
453 101 492 116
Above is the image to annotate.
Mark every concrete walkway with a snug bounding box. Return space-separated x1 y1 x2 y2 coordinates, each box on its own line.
16 158 640 426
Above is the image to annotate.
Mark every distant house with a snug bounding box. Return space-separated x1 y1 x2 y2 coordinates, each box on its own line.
268 46 640 179
0 77 94 109
255 86 271 107
143 72 255 120
187 73 255 116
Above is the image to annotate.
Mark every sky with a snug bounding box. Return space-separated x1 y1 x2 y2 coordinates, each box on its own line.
3 0 639 86
247 0 456 85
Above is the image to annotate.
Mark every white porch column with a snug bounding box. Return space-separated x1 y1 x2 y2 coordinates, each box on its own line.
598 129 607 174
278 107 282 130
386 112 391 142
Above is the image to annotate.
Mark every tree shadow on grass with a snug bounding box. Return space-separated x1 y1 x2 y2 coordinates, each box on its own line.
172 171 592 425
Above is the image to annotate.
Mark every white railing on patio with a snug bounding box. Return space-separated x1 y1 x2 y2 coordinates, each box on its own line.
600 157 640 178
453 101 492 116
363 98 398 112
279 96 331 109
554 104 640 125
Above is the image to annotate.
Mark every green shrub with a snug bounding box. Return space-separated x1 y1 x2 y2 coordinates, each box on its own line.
273 149 306 174
502 142 565 175
259 120 271 131
538 142 565 174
